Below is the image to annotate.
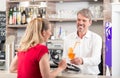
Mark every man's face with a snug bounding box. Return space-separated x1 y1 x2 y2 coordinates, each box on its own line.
76 14 92 34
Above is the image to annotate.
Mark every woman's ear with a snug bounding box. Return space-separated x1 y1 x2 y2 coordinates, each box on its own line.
42 30 46 37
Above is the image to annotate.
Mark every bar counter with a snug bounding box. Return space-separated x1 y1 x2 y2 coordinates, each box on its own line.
57 73 113 78
0 71 119 78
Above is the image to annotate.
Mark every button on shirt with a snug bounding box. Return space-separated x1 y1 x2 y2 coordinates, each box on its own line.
63 30 102 75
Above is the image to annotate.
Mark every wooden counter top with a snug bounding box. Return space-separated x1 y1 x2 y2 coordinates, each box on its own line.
56 71 118 78
57 72 117 78
0 71 119 78
57 74 111 78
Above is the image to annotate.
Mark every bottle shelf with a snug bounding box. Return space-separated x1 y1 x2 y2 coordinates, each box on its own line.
92 18 104 21
7 18 103 28
8 0 32 2
8 0 103 2
7 24 27 28
49 18 76 22
49 18 103 22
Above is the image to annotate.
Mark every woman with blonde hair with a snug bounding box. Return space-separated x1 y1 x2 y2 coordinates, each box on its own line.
10 18 67 78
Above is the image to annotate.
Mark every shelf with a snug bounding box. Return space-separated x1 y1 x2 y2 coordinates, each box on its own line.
49 18 103 22
8 0 103 2
37 0 103 2
49 18 76 22
92 18 104 21
7 25 27 28
7 18 103 28
7 0 32 2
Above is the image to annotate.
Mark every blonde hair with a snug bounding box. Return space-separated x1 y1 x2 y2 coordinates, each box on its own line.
18 18 50 51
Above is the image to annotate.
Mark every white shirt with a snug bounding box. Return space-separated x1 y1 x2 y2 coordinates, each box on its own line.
63 30 102 75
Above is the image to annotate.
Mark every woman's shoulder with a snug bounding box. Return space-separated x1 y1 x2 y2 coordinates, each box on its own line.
35 44 48 50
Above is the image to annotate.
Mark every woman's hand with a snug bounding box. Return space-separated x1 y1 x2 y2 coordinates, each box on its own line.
58 59 67 71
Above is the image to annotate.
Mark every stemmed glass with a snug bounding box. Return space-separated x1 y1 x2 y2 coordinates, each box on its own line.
68 42 80 60
68 47 75 60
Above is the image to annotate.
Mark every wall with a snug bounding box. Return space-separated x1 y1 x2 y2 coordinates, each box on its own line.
112 3 120 76
55 2 103 39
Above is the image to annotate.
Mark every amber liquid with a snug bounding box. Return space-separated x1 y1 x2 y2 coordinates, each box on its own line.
68 52 75 60
68 47 75 60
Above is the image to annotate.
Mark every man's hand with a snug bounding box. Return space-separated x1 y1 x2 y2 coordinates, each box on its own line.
70 57 83 65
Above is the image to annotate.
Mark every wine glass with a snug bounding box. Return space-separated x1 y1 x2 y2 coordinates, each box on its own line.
68 47 75 60
68 41 80 60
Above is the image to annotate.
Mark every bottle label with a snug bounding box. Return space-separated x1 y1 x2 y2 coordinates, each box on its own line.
22 14 26 24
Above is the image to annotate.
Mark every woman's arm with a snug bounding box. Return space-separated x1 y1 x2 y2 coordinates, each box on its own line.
39 53 67 78
9 55 18 73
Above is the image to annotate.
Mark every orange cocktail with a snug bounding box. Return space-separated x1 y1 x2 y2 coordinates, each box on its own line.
68 47 75 60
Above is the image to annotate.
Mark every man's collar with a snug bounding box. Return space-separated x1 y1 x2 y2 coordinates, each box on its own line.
84 30 91 38
75 30 91 39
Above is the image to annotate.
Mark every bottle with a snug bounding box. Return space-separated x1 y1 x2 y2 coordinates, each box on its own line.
32 7 37 19
16 6 21 25
21 7 27 24
8 7 13 25
26 8 31 23
30 8 34 20
38 8 43 18
12 7 17 25
42 8 46 18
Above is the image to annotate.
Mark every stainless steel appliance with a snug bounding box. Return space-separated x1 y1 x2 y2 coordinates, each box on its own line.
47 40 63 60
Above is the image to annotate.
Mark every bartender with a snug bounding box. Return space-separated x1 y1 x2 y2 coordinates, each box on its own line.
63 8 102 75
